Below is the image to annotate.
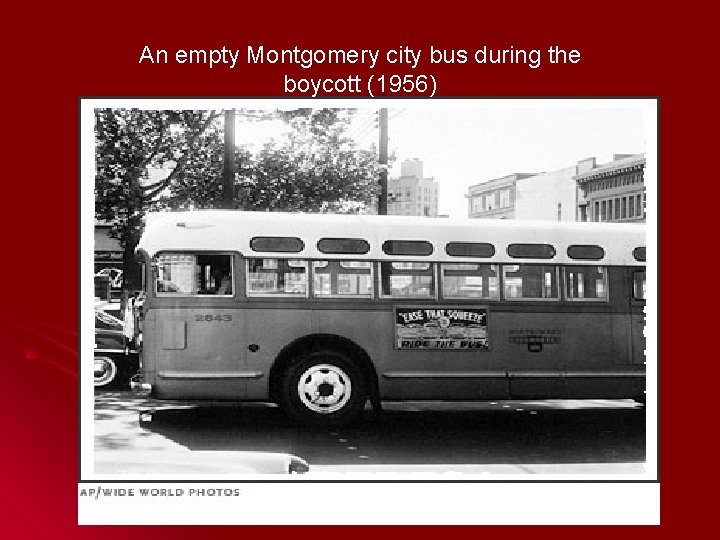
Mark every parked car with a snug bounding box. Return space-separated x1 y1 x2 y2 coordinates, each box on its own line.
94 451 310 475
95 267 123 289
94 309 139 389
94 298 122 319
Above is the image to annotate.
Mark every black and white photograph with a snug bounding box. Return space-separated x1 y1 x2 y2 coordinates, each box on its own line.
81 98 657 523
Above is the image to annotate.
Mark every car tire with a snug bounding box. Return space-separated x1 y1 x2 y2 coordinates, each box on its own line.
279 349 367 427
94 355 118 389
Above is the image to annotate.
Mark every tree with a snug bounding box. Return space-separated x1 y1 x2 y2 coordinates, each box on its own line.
164 108 383 213
95 108 385 292
95 109 221 290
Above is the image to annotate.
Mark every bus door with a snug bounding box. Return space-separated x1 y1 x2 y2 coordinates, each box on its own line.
153 252 247 399
631 268 646 365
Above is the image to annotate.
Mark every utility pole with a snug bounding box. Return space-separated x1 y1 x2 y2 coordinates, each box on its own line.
221 108 236 209
378 108 388 215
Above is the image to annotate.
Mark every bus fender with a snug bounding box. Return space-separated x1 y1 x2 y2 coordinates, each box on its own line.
269 333 381 415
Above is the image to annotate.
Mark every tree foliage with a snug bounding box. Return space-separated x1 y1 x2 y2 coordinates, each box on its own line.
95 109 221 289
95 108 384 290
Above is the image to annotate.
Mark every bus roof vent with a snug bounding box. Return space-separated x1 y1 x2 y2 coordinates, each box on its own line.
445 242 495 258
382 240 433 256
250 236 304 253
318 238 370 255
567 245 605 261
507 243 556 259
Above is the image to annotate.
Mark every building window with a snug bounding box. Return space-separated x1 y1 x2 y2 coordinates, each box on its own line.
601 200 607 221
594 202 600 222
499 189 510 208
615 198 621 220
485 193 496 211
607 199 613 221
629 197 635 218
622 197 627 219
636 194 642 217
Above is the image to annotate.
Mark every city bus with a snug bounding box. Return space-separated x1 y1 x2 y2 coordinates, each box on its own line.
129 210 646 426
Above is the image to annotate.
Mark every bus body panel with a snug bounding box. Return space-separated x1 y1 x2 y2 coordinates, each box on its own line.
142 295 643 402
146 305 249 400
237 302 641 401
134 211 647 410
244 304 315 400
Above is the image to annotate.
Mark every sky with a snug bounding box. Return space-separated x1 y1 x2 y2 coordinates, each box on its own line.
234 101 648 218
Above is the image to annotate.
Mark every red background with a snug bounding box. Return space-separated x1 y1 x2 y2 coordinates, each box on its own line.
0 0 702 535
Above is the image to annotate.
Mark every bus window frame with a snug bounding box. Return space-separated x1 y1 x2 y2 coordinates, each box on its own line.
439 262 500 301
378 261 438 300
563 265 610 303
311 260 375 299
632 268 647 302
153 251 237 298
245 257 310 298
501 264 561 302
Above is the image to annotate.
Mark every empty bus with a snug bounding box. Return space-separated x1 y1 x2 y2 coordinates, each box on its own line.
129 211 646 426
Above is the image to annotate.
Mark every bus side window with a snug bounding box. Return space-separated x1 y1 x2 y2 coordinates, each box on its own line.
564 266 608 301
156 254 196 294
380 262 435 298
247 258 307 297
633 270 646 301
312 261 372 298
441 263 499 299
503 264 559 300
154 253 233 296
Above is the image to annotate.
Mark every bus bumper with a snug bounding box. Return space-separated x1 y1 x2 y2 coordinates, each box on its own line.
130 373 152 396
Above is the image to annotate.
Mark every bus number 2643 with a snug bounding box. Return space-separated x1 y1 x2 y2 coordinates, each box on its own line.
194 314 232 322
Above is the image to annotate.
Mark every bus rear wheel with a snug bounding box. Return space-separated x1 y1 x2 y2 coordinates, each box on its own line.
280 350 367 427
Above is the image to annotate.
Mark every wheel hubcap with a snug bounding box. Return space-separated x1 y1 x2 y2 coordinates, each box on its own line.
94 357 116 387
297 363 352 414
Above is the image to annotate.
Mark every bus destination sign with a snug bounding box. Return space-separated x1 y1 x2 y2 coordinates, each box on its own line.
395 307 489 350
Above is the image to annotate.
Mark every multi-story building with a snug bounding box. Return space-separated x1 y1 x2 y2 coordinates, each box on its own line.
575 154 645 223
514 166 580 222
387 158 439 217
466 173 535 219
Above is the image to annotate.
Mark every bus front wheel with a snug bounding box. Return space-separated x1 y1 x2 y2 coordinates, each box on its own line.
280 350 367 427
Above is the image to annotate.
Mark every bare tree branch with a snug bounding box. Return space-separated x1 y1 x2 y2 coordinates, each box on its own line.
141 110 221 199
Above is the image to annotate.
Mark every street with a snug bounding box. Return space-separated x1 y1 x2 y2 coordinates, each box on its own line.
93 392 647 475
